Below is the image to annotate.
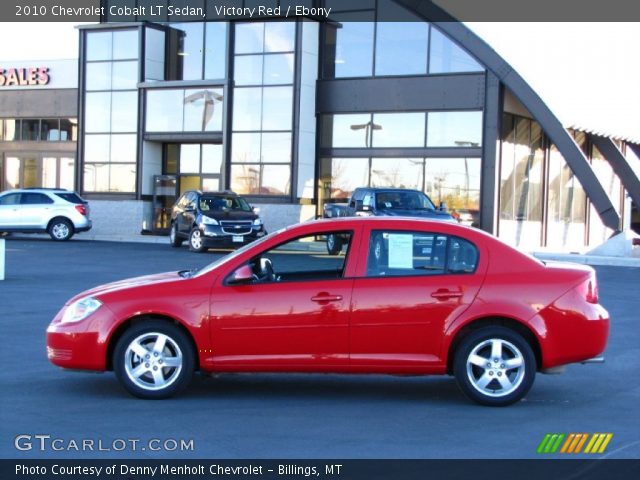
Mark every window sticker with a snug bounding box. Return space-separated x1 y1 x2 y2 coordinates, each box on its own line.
387 233 413 268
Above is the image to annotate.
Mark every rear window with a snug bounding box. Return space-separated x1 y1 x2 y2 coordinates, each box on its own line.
55 193 84 204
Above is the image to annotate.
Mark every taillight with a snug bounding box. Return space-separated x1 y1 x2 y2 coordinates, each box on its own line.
584 276 599 304
75 204 87 216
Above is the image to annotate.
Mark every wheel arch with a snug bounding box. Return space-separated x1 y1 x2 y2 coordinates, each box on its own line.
47 216 74 231
106 314 200 371
446 317 542 374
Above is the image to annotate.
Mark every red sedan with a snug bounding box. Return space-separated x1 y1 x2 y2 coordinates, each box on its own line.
46 218 609 406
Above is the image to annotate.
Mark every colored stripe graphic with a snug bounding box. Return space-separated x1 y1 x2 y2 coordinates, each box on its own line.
539 433 613 454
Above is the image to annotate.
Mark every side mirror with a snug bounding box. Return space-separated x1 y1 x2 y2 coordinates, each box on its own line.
439 201 448 212
355 200 364 211
228 264 253 285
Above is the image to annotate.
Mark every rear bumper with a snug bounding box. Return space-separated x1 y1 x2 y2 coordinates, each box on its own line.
75 221 92 233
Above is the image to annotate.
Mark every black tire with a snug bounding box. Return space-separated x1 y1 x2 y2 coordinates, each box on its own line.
169 222 183 247
453 326 536 407
48 218 74 241
113 320 195 399
326 234 343 255
188 227 207 252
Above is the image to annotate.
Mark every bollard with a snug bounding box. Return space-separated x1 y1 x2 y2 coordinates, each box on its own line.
0 238 4 280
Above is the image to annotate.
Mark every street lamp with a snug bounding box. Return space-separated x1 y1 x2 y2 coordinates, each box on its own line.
350 120 382 148
454 140 479 207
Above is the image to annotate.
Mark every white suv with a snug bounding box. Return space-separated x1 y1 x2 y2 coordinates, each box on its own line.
0 188 92 241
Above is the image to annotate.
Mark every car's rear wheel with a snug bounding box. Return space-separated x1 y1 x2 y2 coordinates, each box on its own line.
189 227 206 252
48 218 74 241
326 234 342 255
169 222 183 247
113 321 195 399
453 326 536 406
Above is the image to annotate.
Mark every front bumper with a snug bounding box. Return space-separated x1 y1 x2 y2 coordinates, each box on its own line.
200 224 266 247
46 304 112 371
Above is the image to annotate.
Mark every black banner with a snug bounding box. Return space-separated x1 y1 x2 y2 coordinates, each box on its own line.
2 0 640 22
3 460 640 480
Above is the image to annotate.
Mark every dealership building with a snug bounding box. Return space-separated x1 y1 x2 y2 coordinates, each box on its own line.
2 0 639 250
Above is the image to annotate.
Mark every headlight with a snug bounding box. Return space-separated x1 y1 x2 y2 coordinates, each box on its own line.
61 297 102 324
201 216 218 225
253 218 263 226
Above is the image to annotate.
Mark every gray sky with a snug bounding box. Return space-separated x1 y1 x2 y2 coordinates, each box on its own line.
1 21 638 142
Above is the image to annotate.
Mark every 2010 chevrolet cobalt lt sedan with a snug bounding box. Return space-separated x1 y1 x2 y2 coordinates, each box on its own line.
47 217 609 406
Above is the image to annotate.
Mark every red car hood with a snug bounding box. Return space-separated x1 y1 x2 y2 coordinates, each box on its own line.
66 271 182 305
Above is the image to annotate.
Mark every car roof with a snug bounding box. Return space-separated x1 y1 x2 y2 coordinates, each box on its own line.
1 188 69 194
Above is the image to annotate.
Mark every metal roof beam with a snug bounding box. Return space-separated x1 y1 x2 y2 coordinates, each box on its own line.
591 135 640 210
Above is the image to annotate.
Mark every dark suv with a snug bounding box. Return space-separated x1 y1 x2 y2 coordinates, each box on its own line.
169 190 266 252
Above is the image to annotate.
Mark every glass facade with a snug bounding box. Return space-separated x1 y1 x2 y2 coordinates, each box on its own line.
231 21 296 196
84 28 140 193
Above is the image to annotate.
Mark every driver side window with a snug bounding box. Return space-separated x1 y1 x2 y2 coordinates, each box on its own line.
249 232 353 284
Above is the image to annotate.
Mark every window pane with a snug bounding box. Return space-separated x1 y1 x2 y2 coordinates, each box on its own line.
3 119 19 141
429 28 482 74
231 164 261 194
85 92 111 132
85 134 110 164
326 114 372 148
21 119 40 141
86 31 112 61
263 53 294 85
262 164 291 195
113 29 139 60
264 22 295 53
424 157 481 213
86 62 112 90
112 61 139 90
447 237 478 273
235 23 264 54
183 88 224 131
59 157 75 190
322 157 369 200
370 158 423 189
201 144 223 174
232 87 262 131
110 134 137 163
42 157 57 188
372 113 426 147
205 22 227 79
261 87 292 130
333 15 374 78
109 164 136 192
111 91 138 132
366 231 447 276
180 144 200 173
174 22 204 79
60 119 77 141
41 119 60 141
146 89 184 132
234 54 263 86
375 22 428 76
261 133 291 163
84 163 110 192
202 177 220 191
427 111 482 147
231 132 261 163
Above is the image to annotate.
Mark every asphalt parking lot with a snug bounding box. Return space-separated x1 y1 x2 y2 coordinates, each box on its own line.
0 237 639 460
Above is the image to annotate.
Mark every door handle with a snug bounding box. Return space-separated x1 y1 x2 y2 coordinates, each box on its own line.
311 294 343 303
431 289 463 300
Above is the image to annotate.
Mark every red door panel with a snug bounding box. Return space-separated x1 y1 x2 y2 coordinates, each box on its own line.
210 279 353 370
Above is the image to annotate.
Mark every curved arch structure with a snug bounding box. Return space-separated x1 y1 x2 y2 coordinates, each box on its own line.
394 0 620 231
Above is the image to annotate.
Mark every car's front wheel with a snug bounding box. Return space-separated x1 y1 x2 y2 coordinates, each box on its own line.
189 227 206 252
113 321 195 399
169 222 183 247
48 218 74 241
453 326 536 406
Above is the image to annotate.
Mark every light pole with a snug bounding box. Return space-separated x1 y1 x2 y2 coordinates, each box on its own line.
454 140 479 207
350 120 382 148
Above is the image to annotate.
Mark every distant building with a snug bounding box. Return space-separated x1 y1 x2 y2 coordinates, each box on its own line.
6 1 640 248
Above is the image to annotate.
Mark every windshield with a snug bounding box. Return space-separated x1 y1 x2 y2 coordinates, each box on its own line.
375 191 435 210
200 196 252 212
